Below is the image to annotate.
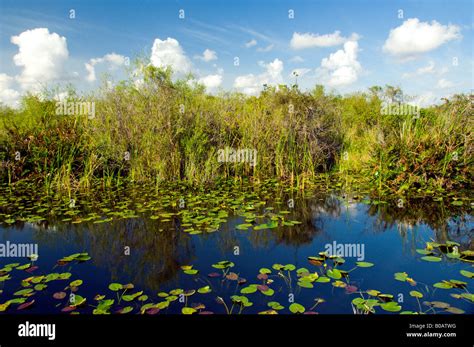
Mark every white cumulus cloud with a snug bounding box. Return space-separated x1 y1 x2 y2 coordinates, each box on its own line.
234 58 284 95
150 37 192 74
317 41 361 87
194 48 217 62
198 74 223 90
383 18 461 58
0 73 21 107
85 53 127 82
290 31 360 49
11 28 69 91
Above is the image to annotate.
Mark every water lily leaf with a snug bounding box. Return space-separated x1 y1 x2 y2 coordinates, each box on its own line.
17 300 35 310
380 302 401 312
356 262 374 268
430 301 450 309
212 261 234 269
267 301 284 310
183 289 196 297
0 274 11 282
283 264 296 271
259 268 271 274
118 306 133 314
226 272 238 280
445 307 464 314
327 269 342 279
7 298 26 305
366 289 381 296
421 256 442 262
70 279 83 287
260 288 274 296
236 223 252 230
394 272 409 282
289 303 305 314
296 268 309 275
156 301 170 309
182 307 197 315
460 270 474 279
332 280 347 288
197 286 211 294
352 297 365 306
240 285 258 294
433 282 453 289
449 279 467 288
108 283 123 291
14 288 33 296
53 292 67 300
272 264 285 271
16 263 31 270
346 285 358 293
315 276 330 283
298 280 314 289
0 302 11 312
122 291 143 302
409 290 423 298
70 295 86 307
58 272 71 280
460 293 474 302
183 269 199 275
34 284 47 291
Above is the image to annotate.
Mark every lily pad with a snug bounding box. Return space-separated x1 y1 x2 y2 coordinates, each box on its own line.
421 256 442 262
289 303 305 314
356 262 374 268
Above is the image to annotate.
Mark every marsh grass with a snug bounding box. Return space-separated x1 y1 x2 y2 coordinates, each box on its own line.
0 65 472 195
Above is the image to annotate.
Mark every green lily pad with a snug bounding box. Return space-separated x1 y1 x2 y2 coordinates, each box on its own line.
356 261 374 268
460 270 474 279
197 286 211 294
289 303 305 314
108 283 123 291
421 256 442 262
409 290 423 298
327 269 342 279
241 285 258 294
380 302 401 312
182 307 197 315
70 279 83 287
433 282 453 289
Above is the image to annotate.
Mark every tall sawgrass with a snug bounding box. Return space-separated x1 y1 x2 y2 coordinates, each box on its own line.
0 64 471 195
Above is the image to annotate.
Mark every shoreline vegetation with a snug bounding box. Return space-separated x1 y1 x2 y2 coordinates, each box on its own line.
0 64 472 198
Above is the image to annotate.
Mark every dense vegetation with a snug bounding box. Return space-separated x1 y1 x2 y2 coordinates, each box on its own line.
0 65 472 195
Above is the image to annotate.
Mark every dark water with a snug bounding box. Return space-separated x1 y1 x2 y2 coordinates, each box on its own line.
0 188 473 315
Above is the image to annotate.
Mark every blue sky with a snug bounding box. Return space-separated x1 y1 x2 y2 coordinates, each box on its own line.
0 0 472 107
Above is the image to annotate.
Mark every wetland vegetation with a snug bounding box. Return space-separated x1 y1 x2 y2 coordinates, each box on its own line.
0 65 472 315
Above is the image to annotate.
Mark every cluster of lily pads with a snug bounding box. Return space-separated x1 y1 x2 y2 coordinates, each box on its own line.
0 180 306 236
417 240 473 264
0 246 472 314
